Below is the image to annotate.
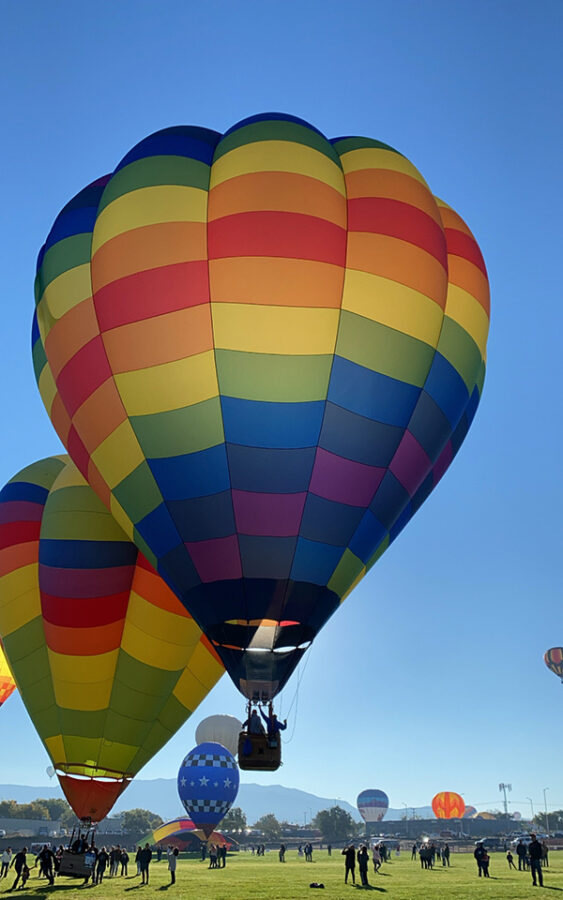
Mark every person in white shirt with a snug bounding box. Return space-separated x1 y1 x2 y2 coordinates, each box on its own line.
167 846 179 885
1 848 12 878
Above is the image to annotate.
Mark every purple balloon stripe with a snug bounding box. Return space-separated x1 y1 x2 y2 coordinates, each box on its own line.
186 534 242 582
232 490 307 536
0 500 43 524
389 430 432 496
432 440 454 487
38 564 136 598
309 448 385 507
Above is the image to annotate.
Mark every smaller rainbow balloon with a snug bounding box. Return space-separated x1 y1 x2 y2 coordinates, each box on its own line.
462 805 477 818
432 791 465 819
544 648 563 682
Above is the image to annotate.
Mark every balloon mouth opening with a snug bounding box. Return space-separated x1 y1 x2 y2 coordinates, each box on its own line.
208 619 314 653
55 763 133 783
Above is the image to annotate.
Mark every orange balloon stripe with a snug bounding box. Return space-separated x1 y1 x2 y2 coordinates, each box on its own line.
71 378 128 454
56 336 112 418
346 232 448 307
208 257 345 308
43 619 124 655
447 255 490 316
43 300 99 381
102 304 215 373
208 171 346 225
91 222 208 291
345 168 443 223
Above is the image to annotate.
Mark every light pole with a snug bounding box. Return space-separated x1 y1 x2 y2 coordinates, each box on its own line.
527 797 535 822
543 788 550 835
499 783 512 818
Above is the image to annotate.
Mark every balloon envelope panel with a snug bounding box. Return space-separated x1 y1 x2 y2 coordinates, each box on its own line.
33 114 490 702
177 741 239 837
357 789 389 823
432 791 465 819
0 456 224 820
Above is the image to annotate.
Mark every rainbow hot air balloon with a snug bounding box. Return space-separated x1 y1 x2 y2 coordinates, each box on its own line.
33 114 490 704
177 742 239 838
432 791 465 819
357 789 389 824
0 456 224 821
0 640 16 707
544 648 563 682
462 805 477 818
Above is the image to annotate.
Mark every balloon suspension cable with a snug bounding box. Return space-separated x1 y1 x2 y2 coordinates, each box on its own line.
280 644 314 744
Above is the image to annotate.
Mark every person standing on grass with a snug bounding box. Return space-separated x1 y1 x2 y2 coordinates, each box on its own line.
443 843 450 866
167 846 178 885
506 849 517 869
1 847 12 878
481 849 490 878
358 844 370 887
529 834 544 887
342 843 356 884
474 841 486 876
542 841 549 867
516 838 527 870
411 842 417 860
140 843 153 885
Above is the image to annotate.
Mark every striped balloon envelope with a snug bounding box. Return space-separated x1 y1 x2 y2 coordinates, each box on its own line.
0 456 224 821
462 805 477 818
432 791 466 819
32 113 490 702
0 639 16 707
357 789 389 823
544 647 563 681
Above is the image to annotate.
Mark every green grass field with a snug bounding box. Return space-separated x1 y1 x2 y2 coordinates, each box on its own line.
2 850 562 899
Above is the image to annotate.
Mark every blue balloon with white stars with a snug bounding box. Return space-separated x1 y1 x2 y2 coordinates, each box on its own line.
177 741 240 837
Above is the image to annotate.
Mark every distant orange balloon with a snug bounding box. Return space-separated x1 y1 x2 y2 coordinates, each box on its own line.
432 791 465 819
0 641 16 707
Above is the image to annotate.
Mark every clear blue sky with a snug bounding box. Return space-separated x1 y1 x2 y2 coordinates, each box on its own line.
1 0 562 820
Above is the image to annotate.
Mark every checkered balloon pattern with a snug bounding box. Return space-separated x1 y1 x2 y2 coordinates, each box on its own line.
177 741 239 836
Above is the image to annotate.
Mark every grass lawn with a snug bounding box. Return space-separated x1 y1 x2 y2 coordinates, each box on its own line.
2 849 562 899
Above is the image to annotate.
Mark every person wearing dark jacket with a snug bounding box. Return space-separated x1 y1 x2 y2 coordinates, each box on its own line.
342 844 356 884
95 847 109 884
10 848 28 891
474 842 486 876
529 835 544 887
37 845 56 885
516 839 527 870
140 844 153 884
357 845 370 887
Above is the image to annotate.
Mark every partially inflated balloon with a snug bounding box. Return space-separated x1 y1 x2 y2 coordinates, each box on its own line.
432 791 465 819
0 457 223 821
544 648 563 682
462 805 477 818
195 715 243 757
357 789 389 823
177 741 239 838
33 114 490 701
0 640 16 707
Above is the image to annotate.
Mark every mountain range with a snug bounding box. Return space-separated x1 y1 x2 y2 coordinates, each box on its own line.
0 780 437 825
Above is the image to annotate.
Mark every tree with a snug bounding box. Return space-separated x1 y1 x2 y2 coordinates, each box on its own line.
253 813 281 841
36 798 71 821
220 806 247 832
313 806 358 843
535 810 563 831
121 808 163 834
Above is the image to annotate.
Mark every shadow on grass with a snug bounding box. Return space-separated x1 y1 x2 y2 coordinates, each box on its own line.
352 885 387 892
